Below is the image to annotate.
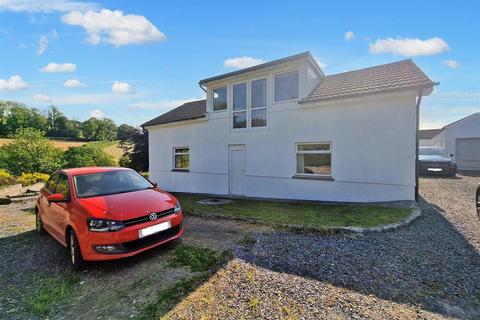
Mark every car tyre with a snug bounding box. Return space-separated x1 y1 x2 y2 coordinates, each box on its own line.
35 208 45 235
69 230 85 270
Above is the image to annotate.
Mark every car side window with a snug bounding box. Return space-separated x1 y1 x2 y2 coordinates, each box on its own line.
45 173 60 194
55 174 70 200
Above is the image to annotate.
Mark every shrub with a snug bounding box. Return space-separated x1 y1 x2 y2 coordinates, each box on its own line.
0 128 64 175
63 144 115 168
17 172 50 186
0 169 16 186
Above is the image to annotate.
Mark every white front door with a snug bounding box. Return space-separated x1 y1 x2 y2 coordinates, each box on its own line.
229 145 246 195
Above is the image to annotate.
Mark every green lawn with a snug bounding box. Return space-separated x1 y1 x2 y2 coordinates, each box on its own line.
175 194 411 229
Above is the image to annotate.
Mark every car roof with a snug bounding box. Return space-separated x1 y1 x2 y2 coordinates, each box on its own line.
60 167 133 176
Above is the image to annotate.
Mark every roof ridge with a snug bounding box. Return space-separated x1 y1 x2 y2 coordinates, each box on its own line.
325 59 413 77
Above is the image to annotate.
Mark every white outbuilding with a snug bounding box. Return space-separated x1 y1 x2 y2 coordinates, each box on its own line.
421 113 480 171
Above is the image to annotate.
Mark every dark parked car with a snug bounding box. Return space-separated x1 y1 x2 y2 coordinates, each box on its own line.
419 147 457 177
476 184 480 220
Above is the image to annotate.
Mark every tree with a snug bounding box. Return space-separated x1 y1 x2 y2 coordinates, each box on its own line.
117 124 136 141
82 117 118 141
119 128 148 172
0 101 47 135
0 128 64 175
64 145 115 168
46 106 64 135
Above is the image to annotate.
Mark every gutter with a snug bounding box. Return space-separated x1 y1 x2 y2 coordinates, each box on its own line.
415 89 423 202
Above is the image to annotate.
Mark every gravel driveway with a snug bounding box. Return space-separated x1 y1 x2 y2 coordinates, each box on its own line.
166 173 480 319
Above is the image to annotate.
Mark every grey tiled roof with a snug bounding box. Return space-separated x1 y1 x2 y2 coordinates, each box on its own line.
419 129 442 140
142 99 206 127
300 59 434 103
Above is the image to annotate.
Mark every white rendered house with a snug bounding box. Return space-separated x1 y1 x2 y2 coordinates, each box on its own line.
144 52 434 202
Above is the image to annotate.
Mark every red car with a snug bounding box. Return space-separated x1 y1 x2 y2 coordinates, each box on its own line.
35 167 184 269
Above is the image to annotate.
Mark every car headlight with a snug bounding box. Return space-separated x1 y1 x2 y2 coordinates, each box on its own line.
450 161 457 166
174 200 182 214
87 218 125 232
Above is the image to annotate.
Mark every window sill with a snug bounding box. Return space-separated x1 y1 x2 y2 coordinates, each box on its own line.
171 169 189 172
292 175 334 181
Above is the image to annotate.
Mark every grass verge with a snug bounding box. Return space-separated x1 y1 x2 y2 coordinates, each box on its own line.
26 275 80 316
175 194 411 229
136 245 232 319
135 275 207 320
166 244 231 272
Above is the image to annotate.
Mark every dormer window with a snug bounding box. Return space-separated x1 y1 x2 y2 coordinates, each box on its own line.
213 86 227 111
274 71 299 102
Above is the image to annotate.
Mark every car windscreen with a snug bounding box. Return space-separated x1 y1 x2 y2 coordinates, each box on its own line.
74 170 153 198
419 148 448 156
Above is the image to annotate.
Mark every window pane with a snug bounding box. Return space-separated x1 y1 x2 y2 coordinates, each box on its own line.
55 175 70 198
296 153 331 175
275 71 299 101
297 143 330 151
213 87 227 111
175 148 189 154
175 154 189 169
251 109 266 127
233 111 247 129
233 83 247 111
252 78 266 108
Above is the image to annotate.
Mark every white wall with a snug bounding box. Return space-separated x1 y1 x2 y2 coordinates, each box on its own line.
431 113 480 170
147 90 418 202
419 138 437 146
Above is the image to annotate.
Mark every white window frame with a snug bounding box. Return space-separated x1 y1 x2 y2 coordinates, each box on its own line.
274 70 299 103
212 86 228 112
250 77 267 128
232 82 248 129
173 147 190 171
295 142 332 177
231 77 268 130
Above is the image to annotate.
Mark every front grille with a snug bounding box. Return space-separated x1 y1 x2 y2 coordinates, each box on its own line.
121 224 181 252
420 161 451 168
123 208 175 226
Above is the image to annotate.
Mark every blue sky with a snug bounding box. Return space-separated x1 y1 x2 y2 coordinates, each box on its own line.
0 0 479 128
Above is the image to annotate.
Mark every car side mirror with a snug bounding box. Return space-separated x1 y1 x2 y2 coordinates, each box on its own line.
47 193 65 202
450 154 454 158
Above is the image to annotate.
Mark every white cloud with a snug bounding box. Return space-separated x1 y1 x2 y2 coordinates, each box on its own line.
33 93 52 102
112 81 134 94
39 62 76 73
369 37 449 56
314 57 328 69
224 56 265 69
442 59 460 69
64 79 87 87
128 98 201 110
37 29 58 55
90 109 104 119
61 9 166 46
344 31 354 41
37 35 48 55
0 75 27 91
0 0 99 13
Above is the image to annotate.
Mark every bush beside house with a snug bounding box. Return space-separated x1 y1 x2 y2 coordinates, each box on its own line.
0 128 115 186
